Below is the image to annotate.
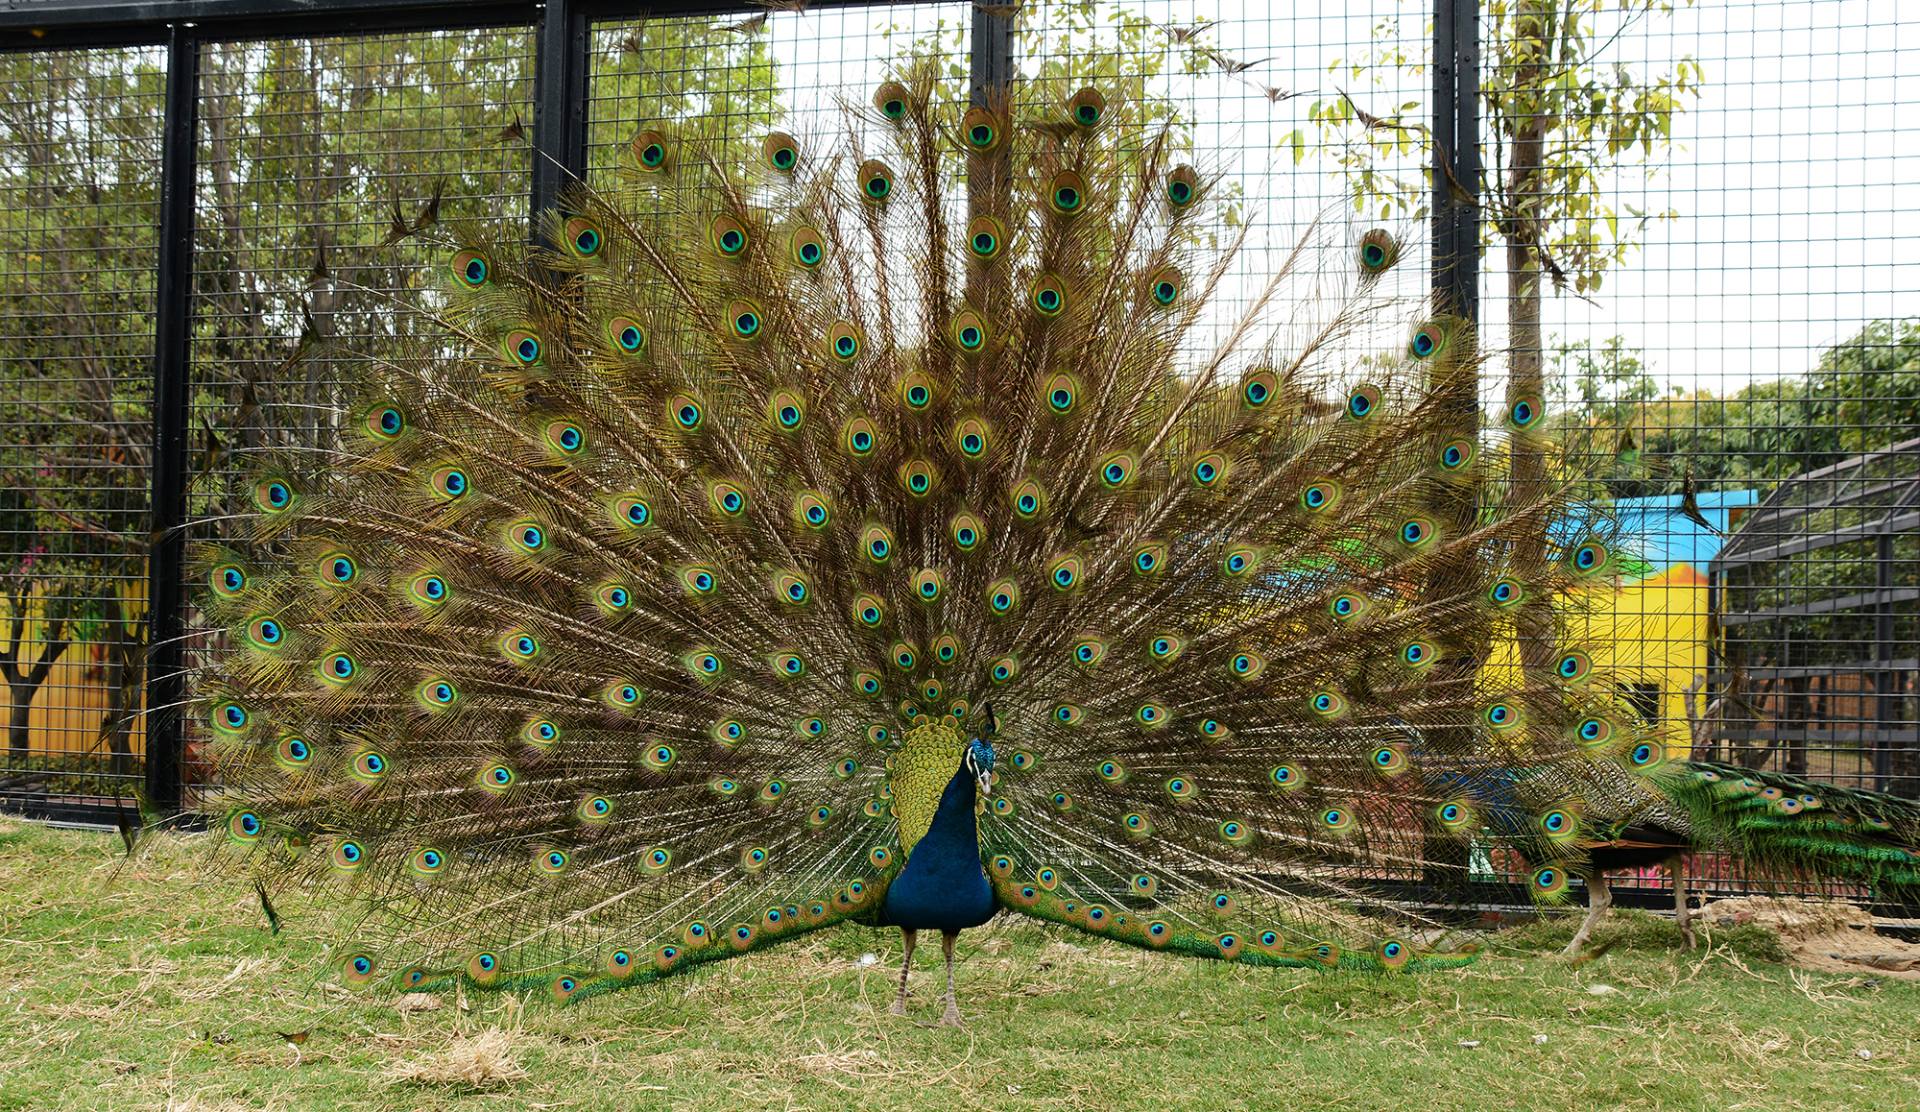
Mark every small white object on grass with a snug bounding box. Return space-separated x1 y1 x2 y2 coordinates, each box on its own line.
857 953 878 967
1857 1048 1874 1061
1532 1034 1549 1045
1586 983 1618 996
1458 1040 1481 1048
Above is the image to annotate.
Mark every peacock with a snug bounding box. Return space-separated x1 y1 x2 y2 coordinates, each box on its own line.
195 71 1920 1023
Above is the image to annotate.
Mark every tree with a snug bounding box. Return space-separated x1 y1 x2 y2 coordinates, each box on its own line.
1307 0 1702 682
1551 321 1920 501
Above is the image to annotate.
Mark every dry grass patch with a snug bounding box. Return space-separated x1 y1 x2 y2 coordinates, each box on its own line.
386 1027 531 1090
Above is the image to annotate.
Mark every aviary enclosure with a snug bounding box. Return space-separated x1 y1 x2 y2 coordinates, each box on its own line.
3 0 1912 900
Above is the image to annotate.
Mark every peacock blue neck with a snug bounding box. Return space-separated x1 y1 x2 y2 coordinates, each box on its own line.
919 762 981 859
879 760 997 931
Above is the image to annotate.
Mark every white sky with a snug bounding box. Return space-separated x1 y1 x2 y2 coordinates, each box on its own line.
738 0 1920 399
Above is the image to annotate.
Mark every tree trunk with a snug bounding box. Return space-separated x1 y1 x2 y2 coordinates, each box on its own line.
7 688 31 759
1504 0 1558 686
98 593 143 780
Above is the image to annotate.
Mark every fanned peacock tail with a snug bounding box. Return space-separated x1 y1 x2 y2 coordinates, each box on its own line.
192 71 1912 1004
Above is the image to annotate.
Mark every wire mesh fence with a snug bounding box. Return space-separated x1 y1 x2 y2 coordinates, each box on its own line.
0 45 165 818
183 30 535 796
0 0 1912 915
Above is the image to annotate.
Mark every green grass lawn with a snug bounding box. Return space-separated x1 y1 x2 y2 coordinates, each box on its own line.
2 818 1916 1111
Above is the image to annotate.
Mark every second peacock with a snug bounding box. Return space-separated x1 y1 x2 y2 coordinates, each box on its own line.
197 70 1919 1022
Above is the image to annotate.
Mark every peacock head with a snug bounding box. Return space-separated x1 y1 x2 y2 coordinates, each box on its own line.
965 701 999 797
964 737 996 798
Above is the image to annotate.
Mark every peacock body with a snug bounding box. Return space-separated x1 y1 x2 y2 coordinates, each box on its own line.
196 71 1920 1016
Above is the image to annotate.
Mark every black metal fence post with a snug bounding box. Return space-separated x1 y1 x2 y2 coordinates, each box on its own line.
1432 0 1480 325
144 24 200 817
968 4 1012 106
532 0 589 232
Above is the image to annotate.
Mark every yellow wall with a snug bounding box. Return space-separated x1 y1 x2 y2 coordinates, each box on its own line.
1485 565 1708 753
0 583 147 760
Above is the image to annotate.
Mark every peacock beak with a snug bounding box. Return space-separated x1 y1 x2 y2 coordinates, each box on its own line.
977 766 992 798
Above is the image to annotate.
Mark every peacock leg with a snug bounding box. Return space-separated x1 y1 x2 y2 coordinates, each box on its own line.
1563 874 1612 957
890 928 917 1016
1673 862 1697 949
938 931 963 1027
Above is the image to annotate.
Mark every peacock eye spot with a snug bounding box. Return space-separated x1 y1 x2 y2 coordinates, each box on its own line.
970 124 991 145
1413 331 1436 357
465 258 487 283
575 228 600 254
1364 243 1385 266
774 147 795 168
800 243 821 263
1038 289 1059 309
1054 186 1080 209
641 143 664 166
1169 180 1192 203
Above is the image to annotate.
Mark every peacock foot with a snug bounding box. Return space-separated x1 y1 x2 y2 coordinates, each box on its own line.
888 996 908 1017
939 1000 964 1027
